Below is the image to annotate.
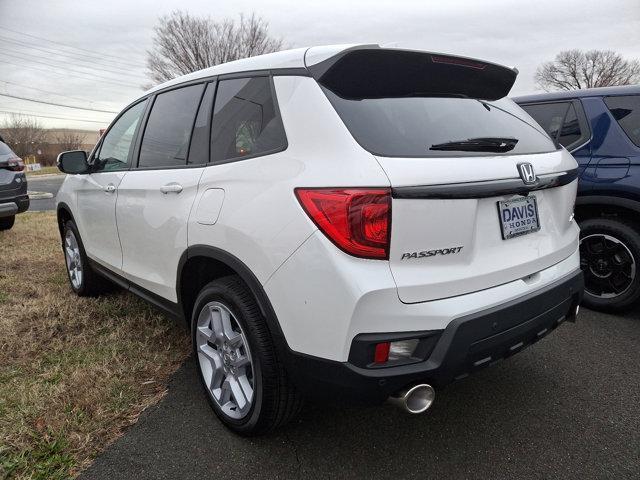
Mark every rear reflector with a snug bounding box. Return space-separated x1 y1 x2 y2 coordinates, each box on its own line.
374 342 390 364
295 188 391 259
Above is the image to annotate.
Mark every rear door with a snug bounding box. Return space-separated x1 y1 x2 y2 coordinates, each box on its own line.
317 50 579 303
378 149 578 303
116 82 211 301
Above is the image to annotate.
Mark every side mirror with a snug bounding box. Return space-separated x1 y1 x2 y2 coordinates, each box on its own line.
57 150 89 174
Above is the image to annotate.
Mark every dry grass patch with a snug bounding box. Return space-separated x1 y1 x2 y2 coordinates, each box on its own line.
0 212 190 479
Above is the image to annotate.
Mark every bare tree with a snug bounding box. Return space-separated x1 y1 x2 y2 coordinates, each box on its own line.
0 114 47 158
147 11 284 84
536 49 640 91
55 130 84 151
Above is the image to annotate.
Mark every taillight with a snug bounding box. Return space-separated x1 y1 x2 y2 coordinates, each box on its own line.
295 188 391 259
0 157 24 172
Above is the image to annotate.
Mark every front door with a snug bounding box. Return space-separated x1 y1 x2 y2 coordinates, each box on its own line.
74 99 147 273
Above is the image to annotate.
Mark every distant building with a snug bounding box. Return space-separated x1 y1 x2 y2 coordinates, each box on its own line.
39 129 101 165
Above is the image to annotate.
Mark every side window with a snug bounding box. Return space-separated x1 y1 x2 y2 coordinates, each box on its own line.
210 76 287 164
94 100 147 172
187 82 215 165
604 95 640 147
138 84 204 168
558 104 582 148
520 102 570 142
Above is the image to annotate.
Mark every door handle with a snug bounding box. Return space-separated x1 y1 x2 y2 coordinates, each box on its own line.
104 184 116 193
160 183 183 194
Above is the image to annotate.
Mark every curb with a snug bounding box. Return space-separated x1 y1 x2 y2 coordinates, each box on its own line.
26 173 65 180
28 191 54 200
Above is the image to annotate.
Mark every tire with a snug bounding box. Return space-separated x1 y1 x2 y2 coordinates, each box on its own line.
579 217 640 312
0 215 15 231
191 276 302 435
62 220 112 296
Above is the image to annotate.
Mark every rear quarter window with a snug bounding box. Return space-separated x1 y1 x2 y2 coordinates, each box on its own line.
604 95 640 147
210 76 287 164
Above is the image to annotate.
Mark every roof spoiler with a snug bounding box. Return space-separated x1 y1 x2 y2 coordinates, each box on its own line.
308 47 518 101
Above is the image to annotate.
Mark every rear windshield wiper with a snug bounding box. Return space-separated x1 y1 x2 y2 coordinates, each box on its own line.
429 137 518 153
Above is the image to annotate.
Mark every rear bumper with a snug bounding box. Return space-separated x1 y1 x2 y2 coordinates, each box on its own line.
284 269 583 404
0 194 29 217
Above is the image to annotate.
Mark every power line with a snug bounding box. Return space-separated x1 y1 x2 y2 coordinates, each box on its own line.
0 79 115 107
1 26 144 68
0 34 146 72
0 109 110 124
0 51 142 87
0 57 142 89
0 36 148 80
0 93 118 113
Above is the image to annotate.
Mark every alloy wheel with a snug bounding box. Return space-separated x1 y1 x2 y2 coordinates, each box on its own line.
64 229 83 290
580 233 636 299
195 302 255 420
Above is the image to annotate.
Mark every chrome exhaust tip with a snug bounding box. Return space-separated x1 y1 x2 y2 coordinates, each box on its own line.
565 303 580 323
388 384 435 414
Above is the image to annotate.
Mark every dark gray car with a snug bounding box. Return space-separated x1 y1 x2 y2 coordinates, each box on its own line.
0 140 29 230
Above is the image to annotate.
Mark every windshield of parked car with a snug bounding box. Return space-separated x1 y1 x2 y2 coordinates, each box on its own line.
322 90 558 157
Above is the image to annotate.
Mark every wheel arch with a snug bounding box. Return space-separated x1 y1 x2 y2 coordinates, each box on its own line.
575 195 640 224
56 202 75 239
177 245 290 352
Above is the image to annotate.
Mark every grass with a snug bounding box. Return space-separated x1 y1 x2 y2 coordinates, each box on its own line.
0 212 190 479
25 167 61 177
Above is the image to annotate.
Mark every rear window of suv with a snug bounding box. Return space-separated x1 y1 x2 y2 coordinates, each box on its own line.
604 95 640 147
322 89 558 157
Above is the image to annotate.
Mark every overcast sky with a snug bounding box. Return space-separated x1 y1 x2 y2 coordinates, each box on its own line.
0 0 638 130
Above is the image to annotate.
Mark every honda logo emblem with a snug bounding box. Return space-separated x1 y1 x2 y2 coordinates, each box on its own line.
517 163 537 185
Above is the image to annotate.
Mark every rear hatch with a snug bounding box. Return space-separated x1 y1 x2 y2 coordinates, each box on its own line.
314 47 579 303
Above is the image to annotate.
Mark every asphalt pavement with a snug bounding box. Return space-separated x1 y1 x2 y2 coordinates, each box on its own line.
26 174 64 211
81 307 640 480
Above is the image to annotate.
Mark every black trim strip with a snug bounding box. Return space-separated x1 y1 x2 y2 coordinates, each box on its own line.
392 168 579 199
88 259 183 320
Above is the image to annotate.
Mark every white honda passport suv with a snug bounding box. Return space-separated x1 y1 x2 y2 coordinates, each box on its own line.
56 45 584 435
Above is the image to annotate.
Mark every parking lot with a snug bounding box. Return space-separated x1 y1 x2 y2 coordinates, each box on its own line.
25 173 63 211
79 307 640 480
15 173 640 479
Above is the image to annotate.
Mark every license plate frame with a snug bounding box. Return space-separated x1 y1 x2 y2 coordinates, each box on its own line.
497 195 540 240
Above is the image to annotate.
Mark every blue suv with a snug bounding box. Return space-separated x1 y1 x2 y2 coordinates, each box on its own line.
515 86 640 312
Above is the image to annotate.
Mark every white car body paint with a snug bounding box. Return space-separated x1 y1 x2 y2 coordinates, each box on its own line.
57 44 582 370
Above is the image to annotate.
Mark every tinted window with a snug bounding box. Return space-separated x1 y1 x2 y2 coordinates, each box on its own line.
324 90 557 158
210 77 286 163
188 82 215 165
605 95 640 147
518 102 570 142
139 84 204 168
94 100 146 171
558 104 582 147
